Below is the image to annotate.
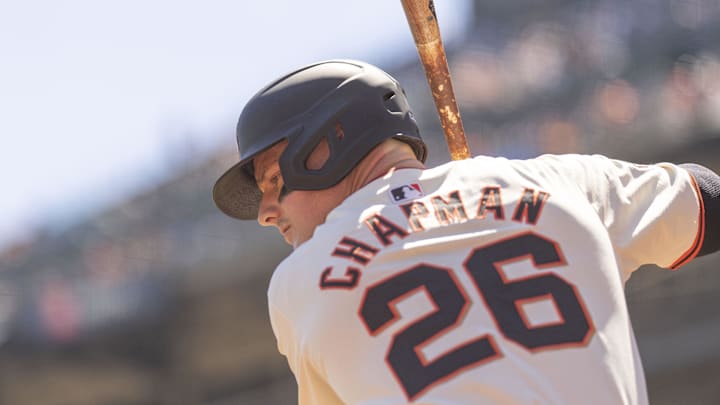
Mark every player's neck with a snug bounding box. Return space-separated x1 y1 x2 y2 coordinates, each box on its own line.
350 141 425 193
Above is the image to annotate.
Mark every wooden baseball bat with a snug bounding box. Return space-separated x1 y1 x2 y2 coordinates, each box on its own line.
400 0 470 160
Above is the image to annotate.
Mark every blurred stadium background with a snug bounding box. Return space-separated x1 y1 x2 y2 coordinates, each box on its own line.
2 0 720 404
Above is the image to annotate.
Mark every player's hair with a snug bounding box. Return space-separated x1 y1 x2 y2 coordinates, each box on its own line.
213 60 427 220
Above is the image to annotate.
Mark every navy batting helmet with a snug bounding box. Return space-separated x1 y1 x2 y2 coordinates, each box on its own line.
212 59 427 220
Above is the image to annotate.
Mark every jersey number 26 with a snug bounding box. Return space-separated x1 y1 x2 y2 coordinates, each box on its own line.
359 232 594 400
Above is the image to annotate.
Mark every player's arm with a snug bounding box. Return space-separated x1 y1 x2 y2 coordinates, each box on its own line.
680 163 720 257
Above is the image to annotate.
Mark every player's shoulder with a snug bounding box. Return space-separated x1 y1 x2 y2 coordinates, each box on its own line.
434 153 609 166
429 153 610 176
267 242 317 306
509 153 612 166
475 153 618 172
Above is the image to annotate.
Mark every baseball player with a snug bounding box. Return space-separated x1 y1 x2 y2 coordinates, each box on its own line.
212 60 719 404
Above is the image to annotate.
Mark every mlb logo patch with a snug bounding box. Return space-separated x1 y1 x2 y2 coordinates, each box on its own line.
389 183 424 204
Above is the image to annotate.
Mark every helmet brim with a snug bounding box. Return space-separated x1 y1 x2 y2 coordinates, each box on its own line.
212 161 262 220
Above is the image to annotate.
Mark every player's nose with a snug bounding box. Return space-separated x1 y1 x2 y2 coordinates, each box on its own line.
257 193 280 227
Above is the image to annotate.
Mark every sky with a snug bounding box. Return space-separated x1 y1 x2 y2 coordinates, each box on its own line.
0 0 472 249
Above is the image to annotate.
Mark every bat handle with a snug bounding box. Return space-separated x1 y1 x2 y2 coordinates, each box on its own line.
401 0 470 160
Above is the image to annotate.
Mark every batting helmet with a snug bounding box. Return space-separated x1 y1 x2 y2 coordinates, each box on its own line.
213 59 427 220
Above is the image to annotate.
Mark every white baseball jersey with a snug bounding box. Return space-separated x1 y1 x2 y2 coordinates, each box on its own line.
267 154 704 405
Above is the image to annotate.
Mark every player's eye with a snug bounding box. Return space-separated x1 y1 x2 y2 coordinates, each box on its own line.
258 171 281 195
268 173 284 191
264 172 291 202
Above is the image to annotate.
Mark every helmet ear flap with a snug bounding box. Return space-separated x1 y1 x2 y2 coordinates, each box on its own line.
302 135 332 172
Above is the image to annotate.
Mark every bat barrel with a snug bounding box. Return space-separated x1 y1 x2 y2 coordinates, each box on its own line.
401 0 470 160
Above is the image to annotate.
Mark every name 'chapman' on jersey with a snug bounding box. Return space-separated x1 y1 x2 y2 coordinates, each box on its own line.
326 184 550 275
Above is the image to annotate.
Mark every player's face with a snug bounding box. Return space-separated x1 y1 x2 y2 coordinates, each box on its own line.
254 140 349 249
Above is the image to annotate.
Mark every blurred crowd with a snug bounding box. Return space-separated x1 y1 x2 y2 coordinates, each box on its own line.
423 0 720 161
0 153 289 347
